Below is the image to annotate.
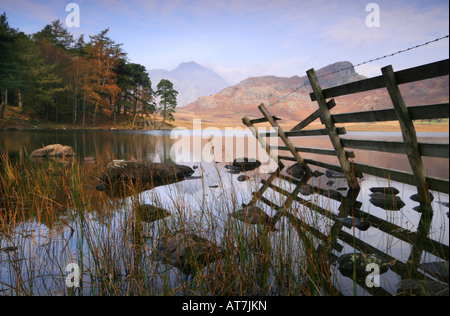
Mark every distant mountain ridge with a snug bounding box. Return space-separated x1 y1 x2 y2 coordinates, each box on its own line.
148 61 229 107
178 61 449 125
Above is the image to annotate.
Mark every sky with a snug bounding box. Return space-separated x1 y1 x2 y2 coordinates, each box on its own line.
1 0 449 85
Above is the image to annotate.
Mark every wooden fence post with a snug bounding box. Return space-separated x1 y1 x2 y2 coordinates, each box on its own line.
258 103 311 174
381 65 432 213
307 69 360 190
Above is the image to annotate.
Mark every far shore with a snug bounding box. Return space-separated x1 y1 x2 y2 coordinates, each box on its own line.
1 120 448 134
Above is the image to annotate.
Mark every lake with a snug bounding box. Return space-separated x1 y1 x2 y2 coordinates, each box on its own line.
0 129 448 296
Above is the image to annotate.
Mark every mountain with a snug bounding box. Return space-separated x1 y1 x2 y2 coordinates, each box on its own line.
148 61 229 107
177 61 449 127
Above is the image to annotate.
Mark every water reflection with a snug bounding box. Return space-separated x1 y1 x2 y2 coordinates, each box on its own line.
0 129 448 296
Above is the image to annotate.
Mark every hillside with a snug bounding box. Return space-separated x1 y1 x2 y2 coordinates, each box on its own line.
176 61 449 129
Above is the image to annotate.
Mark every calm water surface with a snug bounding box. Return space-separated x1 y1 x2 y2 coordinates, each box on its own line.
0 129 448 296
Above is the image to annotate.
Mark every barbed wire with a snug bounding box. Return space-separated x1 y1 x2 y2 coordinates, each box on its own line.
269 34 449 107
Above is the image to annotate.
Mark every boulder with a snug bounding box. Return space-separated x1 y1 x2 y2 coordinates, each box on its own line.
237 175 250 182
96 160 194 192
286 163 310 179
325 170 346 178
30 144 76 158
153 232 222 275
336 217 371 231
232 158 261 172
134 204 171 223
370 186 400 195
369 192 405 210
410 192 434 203
230 206 278 231
338 252 390 279
397 279 449 296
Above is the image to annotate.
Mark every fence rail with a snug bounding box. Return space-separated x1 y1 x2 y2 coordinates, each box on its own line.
241 58 449 295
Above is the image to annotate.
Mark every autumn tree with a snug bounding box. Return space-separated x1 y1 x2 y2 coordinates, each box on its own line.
156 79 178 124
85 29 125 126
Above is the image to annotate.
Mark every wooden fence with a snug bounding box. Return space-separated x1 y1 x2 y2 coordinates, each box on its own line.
241 59 449 295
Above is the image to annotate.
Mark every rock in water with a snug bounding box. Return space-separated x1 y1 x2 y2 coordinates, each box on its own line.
237 175 250 182
419 262 449 283
286 163 310 179
336 217 371 231
230 206 278 231
96 160 194 192
397 279 449 296
370 186 400 195
325 170 346 178
369 192 405 210
134 204 171 223
30 144 76 158
410 192 434 203
232 158 261 172
338 253 390 279
153 232 222 275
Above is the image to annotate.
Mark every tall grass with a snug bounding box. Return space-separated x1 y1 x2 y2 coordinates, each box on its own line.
0 153 448 296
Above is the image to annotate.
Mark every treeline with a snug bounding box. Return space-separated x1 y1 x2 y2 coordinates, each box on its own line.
0 13 177 126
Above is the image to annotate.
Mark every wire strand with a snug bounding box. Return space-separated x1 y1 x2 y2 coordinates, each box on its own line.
269 35 449 107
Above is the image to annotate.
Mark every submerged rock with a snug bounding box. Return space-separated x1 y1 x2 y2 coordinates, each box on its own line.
397 279 449 296
410 192 435 203
286 163 310 179
153 232 222 275
134 204 171 223
232 158 261 172
419 261 449 283
312 170 324 178
298 184 314 196
30 144 76 158
224 165 241 174
325 170 346 179
370 186 400 195
322 189 343 201
336 217 371 231
369 192 405 210
237 175 250 182
230 206 279 231
96 160 194 193
338 252 390 279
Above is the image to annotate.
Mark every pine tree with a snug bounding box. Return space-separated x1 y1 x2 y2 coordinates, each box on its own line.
156 79 178 124
0 13 21 118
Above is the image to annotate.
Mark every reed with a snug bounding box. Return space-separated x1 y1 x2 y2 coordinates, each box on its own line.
0 153 448 296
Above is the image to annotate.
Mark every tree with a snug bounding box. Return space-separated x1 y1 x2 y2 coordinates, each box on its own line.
86 28 125 126
33 19 73 50
0 13 21 118
155 79 178 124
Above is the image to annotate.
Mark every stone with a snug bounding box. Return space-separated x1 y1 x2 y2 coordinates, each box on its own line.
312 170 324 177
336 217 371 231
230 206 278 231
96 160 194 193
369 192 405 210
325 170 346 178
30 144 76 158
338 253 390 279
237 175 250 182
397 279 449 296
232 158 261 172
298 184 313 196
369 186 400 195
286 163 310 179
134 204 171 223
153 232 222 275
410 192 434 203
419 261 449 283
